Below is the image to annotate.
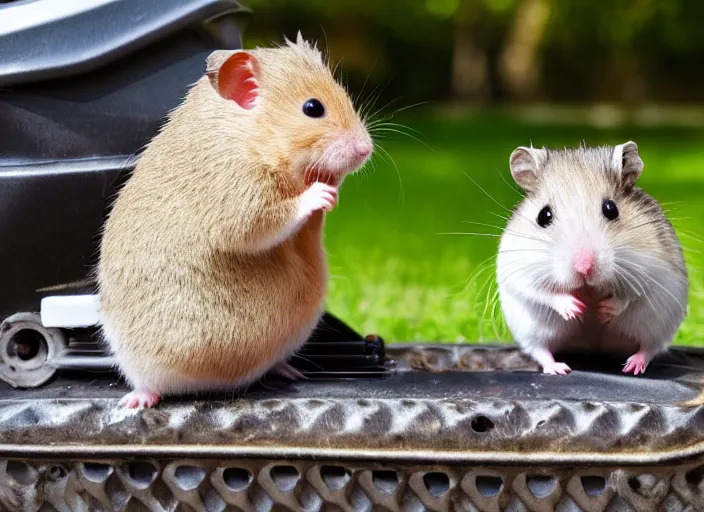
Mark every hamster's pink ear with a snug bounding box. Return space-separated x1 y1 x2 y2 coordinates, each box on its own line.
208 50 260 110
612 141 643 188
510 146 544 192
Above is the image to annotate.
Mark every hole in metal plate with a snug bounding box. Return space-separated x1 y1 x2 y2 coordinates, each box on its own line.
471 415 495 433
628 474 657 495
321 466 351 490
6 461 33 485
125 462 158 489
82 463 111 483
270 466 300 493
423 472 450 497
372 470 399 494
223 467 252 492
581 476 606 496
527 475 557 498
48 465 66 480
174 465 206 491
686 466 704 490
476 475 503 497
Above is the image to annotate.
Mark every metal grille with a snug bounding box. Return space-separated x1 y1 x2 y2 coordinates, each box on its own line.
3 343 704 511
2 458 704 511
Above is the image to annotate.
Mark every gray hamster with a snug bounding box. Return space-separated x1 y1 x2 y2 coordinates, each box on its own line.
497 142 688 375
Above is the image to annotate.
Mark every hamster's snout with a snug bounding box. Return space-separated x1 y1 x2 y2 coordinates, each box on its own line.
338 130 373 169
354 140 372 157
573 249 595 278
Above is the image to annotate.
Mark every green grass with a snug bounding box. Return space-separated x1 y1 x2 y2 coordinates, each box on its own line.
323 108 704 344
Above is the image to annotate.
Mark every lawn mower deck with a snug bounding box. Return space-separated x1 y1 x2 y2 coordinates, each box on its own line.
1 342 704 511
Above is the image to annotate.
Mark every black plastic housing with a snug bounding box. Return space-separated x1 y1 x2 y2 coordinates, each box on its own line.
0 0 249 321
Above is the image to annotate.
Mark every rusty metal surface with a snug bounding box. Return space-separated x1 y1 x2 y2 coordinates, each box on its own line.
2 344 704 510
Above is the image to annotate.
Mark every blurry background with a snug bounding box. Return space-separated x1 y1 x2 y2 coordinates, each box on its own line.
243 0 704 344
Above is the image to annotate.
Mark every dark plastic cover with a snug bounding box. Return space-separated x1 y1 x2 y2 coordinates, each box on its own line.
0 0 247 321
0 0 248 87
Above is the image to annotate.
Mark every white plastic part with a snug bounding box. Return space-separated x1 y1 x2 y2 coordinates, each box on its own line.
40 295 101 328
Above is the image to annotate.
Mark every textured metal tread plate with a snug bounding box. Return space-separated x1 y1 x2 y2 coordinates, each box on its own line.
1 345 704 461
2 344 704 510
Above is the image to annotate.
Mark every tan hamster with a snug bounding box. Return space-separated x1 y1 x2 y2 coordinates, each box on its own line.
497 142 688 376
98 34 373 408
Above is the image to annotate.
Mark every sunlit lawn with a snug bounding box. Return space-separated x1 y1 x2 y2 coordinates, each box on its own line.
324 108 704 344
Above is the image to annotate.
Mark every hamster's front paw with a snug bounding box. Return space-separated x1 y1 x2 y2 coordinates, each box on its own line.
119 389 161 409
553 294 586 321
542 362 572 375
298 182 338 219
597 296 628 324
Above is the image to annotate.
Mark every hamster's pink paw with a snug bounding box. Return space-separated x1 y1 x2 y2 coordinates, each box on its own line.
542 362 572 375
597 296 626 324
554 295 586 321
597 300 617 323
299 182 338 217
623 352 649 376
270 362 307 381
119 389 161 409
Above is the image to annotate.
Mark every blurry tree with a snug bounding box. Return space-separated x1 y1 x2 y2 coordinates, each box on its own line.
425 0 492 102
241 0 704 106
498 0 549 99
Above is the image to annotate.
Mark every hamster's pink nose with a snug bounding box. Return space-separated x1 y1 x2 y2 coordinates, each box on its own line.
574 250 595 278
354 141 372 157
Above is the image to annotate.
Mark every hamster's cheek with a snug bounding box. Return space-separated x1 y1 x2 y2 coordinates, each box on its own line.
550 243 575 286
287 130 328 165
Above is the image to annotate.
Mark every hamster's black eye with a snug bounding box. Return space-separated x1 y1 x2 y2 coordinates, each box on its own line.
537 205 553 228
302 99 325 118
602 199 619 220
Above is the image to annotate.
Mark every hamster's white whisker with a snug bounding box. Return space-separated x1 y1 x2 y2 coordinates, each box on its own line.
461 221 550 244
464 173 535 226
625 260 684 313
489 287 505 340
366 120 424 136
374 142 404 205
679 231 704 243
356 80 384 123
613 265 647 298
487 211 511 221
452 259 493 296
495 167 525 198
439 232 501 237
496 263 551 289
386 100 434 115
460 221 505 231
497 248 551 254
354 56 378 110
363 94 400 126
368 126 433 151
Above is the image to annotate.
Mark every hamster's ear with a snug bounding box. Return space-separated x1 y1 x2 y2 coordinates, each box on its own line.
509 146 544 192
206 50 260 110
612 141 643 188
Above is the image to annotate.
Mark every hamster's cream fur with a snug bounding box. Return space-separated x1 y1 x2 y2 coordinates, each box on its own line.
98 35 372 408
